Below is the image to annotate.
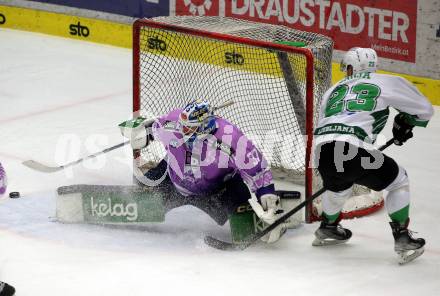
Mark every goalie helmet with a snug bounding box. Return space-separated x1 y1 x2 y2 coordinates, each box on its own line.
179 99 216 145
340 47 378 75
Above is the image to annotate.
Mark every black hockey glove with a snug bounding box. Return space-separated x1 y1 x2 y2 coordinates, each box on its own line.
392 113 414 146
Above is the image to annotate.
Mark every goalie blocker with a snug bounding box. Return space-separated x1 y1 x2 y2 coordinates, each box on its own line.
56 184 301 244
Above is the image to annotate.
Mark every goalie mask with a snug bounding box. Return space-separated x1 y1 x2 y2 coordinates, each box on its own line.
179 100 216 145
340 47 378 75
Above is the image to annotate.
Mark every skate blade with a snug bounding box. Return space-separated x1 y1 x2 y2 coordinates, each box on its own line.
312 237 349 247
397 247 425 265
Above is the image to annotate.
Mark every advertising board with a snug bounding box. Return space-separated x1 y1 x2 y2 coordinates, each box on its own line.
174 0 418 63
27 0 169 18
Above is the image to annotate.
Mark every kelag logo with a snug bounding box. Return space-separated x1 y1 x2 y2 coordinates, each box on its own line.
147 36 167 51
225 50 244 65
69 22 90 37
0 13 6 25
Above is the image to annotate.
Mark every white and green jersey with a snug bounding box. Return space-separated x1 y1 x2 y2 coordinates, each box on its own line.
314 72 434 149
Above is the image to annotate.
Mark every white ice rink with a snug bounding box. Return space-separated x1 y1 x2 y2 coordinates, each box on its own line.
0 28 439 296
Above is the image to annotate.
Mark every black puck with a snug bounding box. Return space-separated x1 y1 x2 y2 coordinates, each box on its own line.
9 192 20 198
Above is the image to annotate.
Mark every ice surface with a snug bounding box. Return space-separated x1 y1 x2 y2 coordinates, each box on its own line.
0 28 439 296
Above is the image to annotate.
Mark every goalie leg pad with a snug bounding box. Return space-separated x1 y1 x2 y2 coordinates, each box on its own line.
229 191 301 244
57 185 166 224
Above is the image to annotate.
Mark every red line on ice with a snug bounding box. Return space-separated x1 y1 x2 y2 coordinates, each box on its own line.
0 90 129 124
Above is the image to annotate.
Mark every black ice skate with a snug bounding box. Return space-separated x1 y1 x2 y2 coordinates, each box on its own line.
312 218 352 246
389 219 425 264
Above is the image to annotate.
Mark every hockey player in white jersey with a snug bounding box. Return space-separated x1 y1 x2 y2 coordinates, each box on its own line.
312 47 434 264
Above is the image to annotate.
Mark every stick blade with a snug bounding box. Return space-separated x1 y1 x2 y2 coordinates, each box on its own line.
22 160 63 173
204 236 245 251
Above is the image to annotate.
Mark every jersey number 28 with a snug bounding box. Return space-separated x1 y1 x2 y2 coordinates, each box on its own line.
325 83 381 117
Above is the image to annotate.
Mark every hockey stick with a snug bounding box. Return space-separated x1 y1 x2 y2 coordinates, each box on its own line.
22 141 129 173
23 100 235 173
213 99 235 111
205 138 395 250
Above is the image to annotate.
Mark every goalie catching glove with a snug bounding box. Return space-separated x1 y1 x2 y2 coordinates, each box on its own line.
119 117 155 150
248 193 287 243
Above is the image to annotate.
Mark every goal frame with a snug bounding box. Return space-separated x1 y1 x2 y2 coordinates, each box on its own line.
132 18 316 222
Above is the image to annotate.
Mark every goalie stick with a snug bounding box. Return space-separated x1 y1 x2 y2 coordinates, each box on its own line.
23 100 236 173
22 141 130 173
212 99 235 112
204 138 395 250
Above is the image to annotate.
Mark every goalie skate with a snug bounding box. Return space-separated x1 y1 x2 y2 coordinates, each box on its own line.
312 220 352 246
390 221 425 265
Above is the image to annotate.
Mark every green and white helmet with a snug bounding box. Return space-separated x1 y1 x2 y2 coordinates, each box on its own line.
340 47 378 75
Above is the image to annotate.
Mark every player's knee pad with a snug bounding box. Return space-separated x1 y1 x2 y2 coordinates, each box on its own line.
385 165 409 192
322 187 352 215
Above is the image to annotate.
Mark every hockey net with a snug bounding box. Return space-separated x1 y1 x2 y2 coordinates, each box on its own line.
132 16 383 223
